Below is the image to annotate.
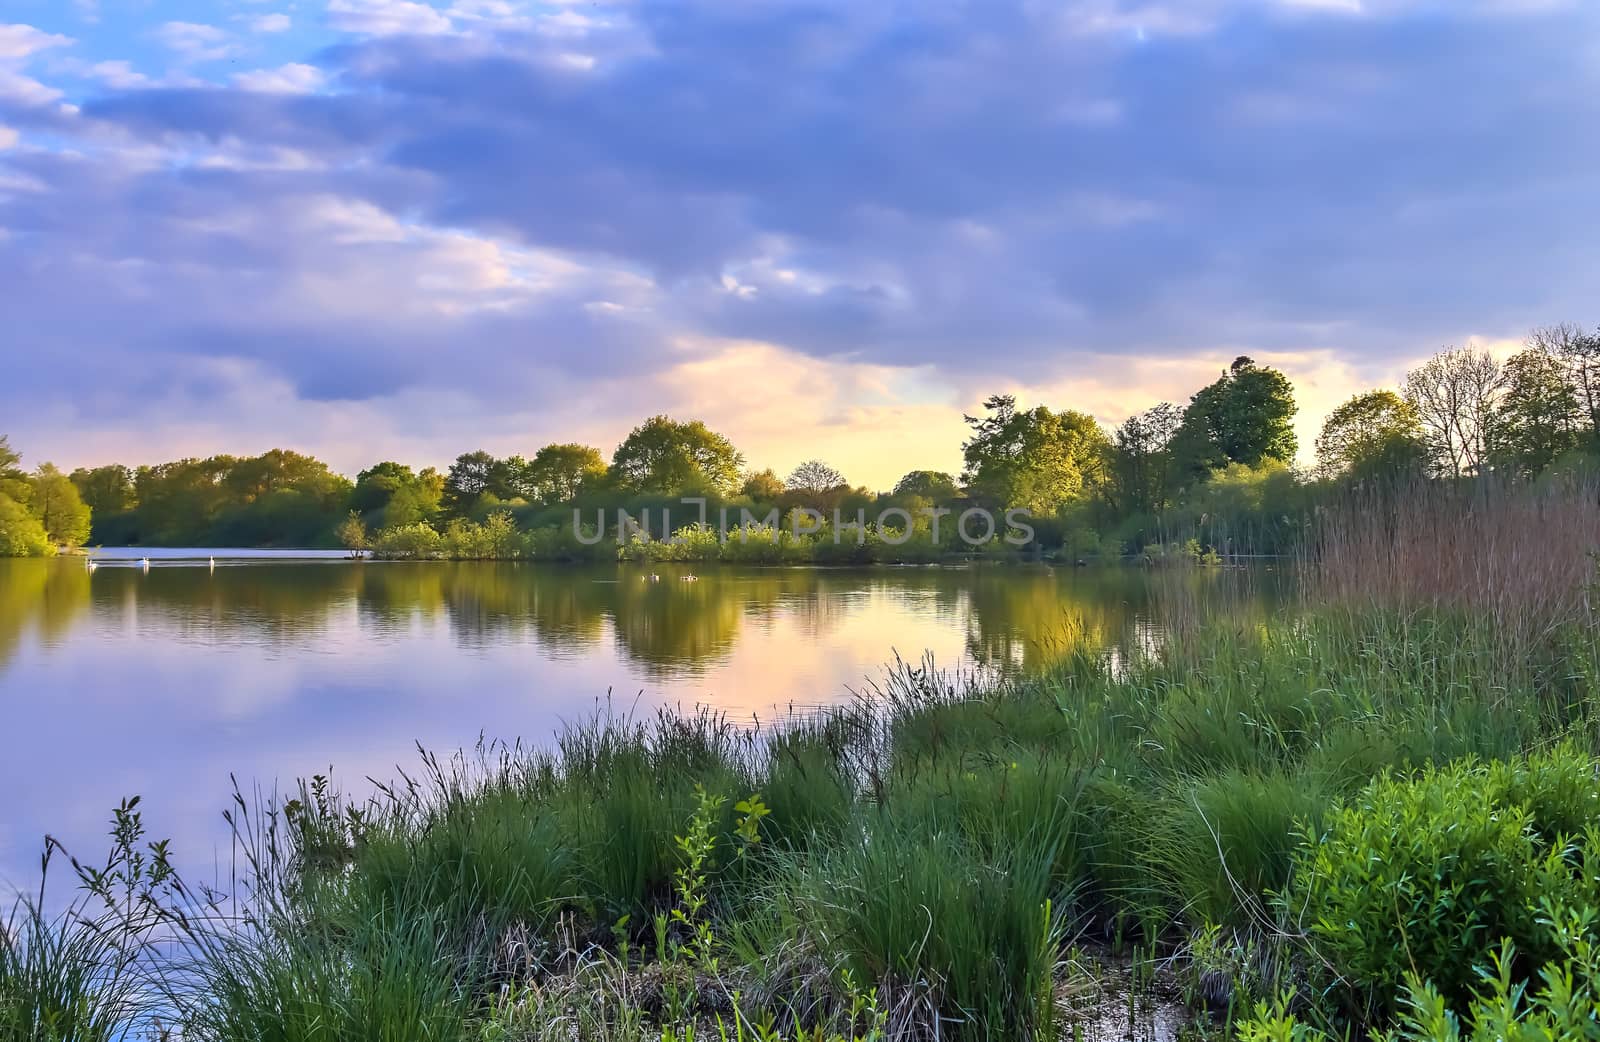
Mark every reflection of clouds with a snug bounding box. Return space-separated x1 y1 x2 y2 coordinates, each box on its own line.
0 559 1284 895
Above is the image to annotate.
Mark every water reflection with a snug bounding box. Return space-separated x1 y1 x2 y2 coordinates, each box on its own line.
0 559 1282 899
0 561 1264 678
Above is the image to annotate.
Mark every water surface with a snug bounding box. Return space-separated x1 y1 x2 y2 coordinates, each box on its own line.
0 556 1281 896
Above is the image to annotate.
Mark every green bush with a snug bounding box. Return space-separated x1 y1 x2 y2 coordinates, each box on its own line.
1288 748 1600 1020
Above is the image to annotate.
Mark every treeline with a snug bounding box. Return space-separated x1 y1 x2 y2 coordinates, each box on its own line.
3 324 1599 559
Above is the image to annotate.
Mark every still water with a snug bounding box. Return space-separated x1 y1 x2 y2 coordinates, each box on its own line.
0 555 1281 897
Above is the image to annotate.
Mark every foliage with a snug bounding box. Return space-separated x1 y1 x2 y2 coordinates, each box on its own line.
526 443 608 504
1288 748 1600 1020
1315 389 1426 480
961 394 1109 515
611 416 745 496
1173 357 1298 477
1492 346 1582 478
0 492 55 556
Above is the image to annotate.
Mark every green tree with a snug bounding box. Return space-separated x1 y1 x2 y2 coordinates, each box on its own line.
1491 347 1580 477
1173 357 1298 477
336 511 368 551
69 464 135 516
1108 402 1182 514
0 493 52 557
351 461 444 529
525 443 608 504
1314 390 1426 480
442 450 505 514
609 416 744 495
739 468 785 501
961 395 1110 514
0 436 25 502
28 464 92 548
1531 323 1600 449
892 470 960 501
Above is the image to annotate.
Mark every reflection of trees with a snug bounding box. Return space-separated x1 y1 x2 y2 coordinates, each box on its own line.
0 558 1289 682
0 561 92 672
608 566 811 675
86 565 359 645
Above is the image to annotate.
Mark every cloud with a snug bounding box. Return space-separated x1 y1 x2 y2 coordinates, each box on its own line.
152 21 236 63
235 63 327 93
251 13 293 33
327 0 454 36
2 0 1600 483
0 24 73 60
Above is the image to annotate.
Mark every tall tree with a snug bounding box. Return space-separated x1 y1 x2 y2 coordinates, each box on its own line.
69 464 135 517
442 450 505 513
1109 402 1182 514
961 395 1109 514
1314 390 1426 480
525 443 608 504
1173 357 1298 477
1490 347 1580 477
29 464 92 548
1403 346 1503 478
609 416 744 495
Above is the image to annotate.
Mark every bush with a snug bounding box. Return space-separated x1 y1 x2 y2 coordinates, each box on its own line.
1288 748 1600 1020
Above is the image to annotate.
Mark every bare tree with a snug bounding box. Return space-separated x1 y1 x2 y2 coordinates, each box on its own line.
1402 346 1504 478
786 459 846 495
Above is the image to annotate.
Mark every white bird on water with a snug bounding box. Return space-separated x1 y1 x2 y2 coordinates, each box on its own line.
140 556 150 571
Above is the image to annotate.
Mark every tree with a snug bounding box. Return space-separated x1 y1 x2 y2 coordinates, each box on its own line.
609 416 744 495
961 394 1110 514
740 468 785 501
1314 390 1426 480
28 464 92 547
1403 347 1503 478
892 470 960 501
443 450 504 513
786 460 846 496
1530 324 1600 450
336 511 368 552
0 493 52 556
1108 403 1182 514
69 464 135 517
1490 347 1580 478
1173 357 1298 477
0 435 25 502
352 461 443 529
525 443 608 504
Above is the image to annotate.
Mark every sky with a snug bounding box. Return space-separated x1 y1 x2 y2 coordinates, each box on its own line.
1 0 1597 489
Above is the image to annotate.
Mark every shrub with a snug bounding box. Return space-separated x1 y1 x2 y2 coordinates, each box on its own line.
1288 748 1600 1020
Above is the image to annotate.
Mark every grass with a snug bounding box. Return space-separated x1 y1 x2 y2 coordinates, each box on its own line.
9 479 1600 1040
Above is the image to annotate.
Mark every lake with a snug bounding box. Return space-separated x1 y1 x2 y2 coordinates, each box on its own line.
0 554 1283 898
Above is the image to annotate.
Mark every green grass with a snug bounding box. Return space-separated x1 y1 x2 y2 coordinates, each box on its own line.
16 602 1600 1041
